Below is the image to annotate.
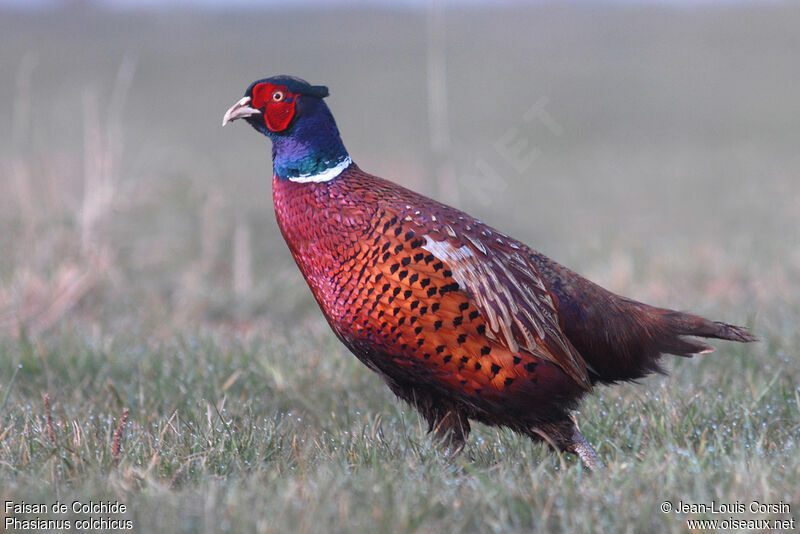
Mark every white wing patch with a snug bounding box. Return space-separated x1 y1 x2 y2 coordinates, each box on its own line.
422 235 475 265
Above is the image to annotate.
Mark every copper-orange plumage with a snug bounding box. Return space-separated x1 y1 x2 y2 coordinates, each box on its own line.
223 75 755 469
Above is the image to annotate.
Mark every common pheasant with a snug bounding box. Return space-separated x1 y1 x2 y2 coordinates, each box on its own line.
222 75 755 469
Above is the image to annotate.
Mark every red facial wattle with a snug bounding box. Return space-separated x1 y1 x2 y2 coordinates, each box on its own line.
250 82 296 132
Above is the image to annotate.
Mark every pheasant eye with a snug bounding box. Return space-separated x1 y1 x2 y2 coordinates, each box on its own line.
272 91 285 102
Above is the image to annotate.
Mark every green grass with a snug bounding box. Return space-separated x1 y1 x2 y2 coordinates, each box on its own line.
1 3 799 533
0 316 797 533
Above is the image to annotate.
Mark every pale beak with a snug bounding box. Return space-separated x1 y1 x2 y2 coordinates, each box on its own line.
222 96 260 126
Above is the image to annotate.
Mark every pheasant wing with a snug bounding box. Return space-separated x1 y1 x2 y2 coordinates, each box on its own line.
420 229 591 391
364 195 592 391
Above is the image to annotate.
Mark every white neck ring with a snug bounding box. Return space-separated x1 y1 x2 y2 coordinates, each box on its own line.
288 156 352 183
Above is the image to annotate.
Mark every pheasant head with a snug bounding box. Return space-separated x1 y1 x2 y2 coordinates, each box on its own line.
223 75 350 182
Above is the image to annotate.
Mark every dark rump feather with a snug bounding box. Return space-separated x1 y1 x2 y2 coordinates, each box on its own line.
530 251 756 385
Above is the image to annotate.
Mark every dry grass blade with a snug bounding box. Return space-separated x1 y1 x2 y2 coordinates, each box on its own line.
112 408 130 466
43 393 55 445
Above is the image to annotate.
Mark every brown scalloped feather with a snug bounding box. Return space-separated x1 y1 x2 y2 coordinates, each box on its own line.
418 228 591 390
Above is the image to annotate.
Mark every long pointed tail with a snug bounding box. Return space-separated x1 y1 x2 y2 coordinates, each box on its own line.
533 252 757 386
658 309 757 357
562 295 757 385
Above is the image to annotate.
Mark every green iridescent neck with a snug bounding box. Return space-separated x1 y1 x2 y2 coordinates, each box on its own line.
270 98 350 182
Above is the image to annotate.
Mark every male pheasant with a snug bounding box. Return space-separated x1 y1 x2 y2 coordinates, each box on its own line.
222 75 755 469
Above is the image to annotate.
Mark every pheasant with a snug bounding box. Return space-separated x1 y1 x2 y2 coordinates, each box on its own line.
222 75 755 469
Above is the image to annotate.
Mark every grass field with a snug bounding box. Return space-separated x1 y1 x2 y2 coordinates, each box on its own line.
1 3 799 532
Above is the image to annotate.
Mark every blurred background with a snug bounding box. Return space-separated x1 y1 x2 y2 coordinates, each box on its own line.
1 1 798 531
1 0 798 338
0 0 800 340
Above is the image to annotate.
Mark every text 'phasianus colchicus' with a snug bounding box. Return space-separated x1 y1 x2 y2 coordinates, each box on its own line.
223 76 755 469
